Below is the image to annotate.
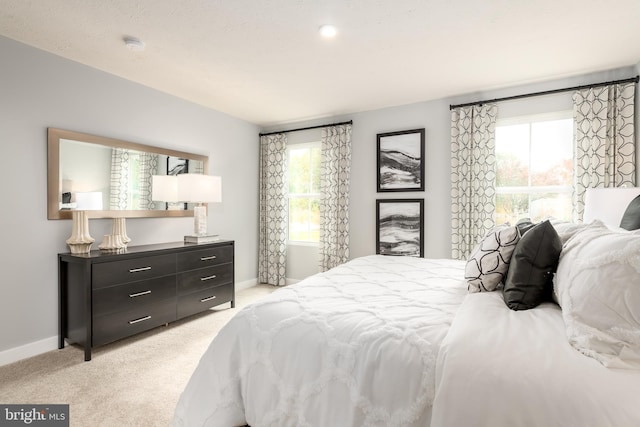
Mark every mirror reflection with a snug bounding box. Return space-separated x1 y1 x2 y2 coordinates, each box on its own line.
48 128 208 219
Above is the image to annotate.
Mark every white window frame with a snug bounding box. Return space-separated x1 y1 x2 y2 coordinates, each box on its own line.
287 141 321 246
495 110 574 220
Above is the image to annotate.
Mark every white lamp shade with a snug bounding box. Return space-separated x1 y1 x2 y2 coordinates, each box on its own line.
152 175 179 202
75 191 103 210
177 174 222 203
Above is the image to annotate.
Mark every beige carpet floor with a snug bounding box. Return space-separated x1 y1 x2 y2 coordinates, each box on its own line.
0 285 277 427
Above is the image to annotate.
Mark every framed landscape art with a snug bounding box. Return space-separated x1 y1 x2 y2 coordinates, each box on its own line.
167 156 189 175
376 198 424 257
377 128 425 192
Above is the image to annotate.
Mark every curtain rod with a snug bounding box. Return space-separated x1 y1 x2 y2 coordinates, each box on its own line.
259 120 353 137
449 75 639 110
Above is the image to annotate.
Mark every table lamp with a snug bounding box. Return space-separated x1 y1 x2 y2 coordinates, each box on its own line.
177 174 222 243
152 174 222 244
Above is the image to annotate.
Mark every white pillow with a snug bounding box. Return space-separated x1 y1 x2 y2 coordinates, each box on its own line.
549 219 605 303
554 223 640 369
550 219 602 244
465 224 519 293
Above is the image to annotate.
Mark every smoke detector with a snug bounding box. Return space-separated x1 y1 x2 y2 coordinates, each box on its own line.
123 36 145 51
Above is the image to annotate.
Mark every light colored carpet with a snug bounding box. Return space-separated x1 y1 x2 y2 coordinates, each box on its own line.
0 285 277 427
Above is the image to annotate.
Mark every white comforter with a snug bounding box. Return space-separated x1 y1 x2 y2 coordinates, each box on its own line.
172 256 467 427
432 291 640 427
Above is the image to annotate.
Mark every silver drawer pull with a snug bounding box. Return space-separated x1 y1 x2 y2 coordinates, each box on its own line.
200 295 217 303
129 266 151 273
128 315 151 325
200 255 217 261
129 290 151 298
200 275 217 281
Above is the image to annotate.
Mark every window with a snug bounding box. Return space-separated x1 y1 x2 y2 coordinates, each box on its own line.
288 143 321 243
495 112 573 225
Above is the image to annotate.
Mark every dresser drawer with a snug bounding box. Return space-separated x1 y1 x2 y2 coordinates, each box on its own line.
93 275 176 317
93 299 176 347
92 254 176 289
177 244 233 272
177 263 233 295
177 283 233 319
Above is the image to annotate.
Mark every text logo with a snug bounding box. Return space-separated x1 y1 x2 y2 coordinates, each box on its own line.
0 405 69 426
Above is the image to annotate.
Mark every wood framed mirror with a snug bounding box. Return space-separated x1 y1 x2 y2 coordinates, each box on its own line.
47 128 208 219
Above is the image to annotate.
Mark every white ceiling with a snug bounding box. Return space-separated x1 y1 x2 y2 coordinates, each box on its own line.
1 0 639 126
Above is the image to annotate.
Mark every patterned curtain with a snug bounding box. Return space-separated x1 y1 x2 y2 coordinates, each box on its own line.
110 149 159 210
138 152 158 209
572 83 636 221
450 104 498 260
110 148 130 210
319 124 352 271
258 134 288 286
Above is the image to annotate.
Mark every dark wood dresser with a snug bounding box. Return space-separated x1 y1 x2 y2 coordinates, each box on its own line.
58 240 234 361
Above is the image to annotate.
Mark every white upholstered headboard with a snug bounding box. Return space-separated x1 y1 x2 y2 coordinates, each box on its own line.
583 187 640 227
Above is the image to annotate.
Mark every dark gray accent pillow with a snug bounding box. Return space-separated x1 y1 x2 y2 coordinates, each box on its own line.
503 220 562 311
619 195 640 230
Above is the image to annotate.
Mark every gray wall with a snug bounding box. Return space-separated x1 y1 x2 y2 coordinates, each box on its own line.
266 66 638 277
0 36 259 363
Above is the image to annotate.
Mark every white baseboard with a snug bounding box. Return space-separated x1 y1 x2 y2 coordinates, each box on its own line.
1 279 261 367
0 336 58 367
236 278 258 291
239 278 299 287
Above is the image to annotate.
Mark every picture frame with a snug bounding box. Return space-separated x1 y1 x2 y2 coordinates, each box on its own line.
377 128 425 192
166 156 189 210
376 198 424 257
167 156 189 175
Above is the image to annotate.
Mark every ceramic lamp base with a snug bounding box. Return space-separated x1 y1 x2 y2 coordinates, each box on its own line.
66 210 95 254
111 218 131 248
99 234 127 252
193 205 208 235
187 204 217 243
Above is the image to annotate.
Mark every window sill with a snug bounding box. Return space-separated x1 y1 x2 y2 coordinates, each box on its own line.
287 241 319 247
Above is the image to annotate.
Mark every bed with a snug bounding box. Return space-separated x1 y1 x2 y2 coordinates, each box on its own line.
172 188 640 427
172 256 468 426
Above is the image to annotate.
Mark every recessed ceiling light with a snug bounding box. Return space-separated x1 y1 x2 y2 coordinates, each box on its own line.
318 24 337 38
123 36 145 51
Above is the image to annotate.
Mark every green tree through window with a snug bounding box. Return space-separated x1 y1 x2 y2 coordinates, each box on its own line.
288 143 321 242
495 113 573 225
